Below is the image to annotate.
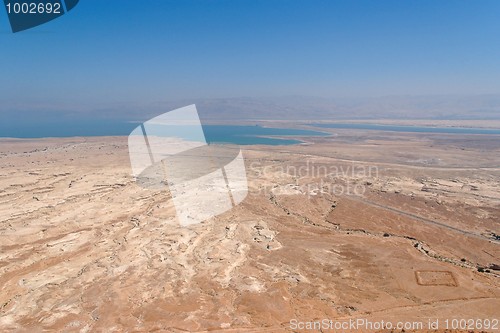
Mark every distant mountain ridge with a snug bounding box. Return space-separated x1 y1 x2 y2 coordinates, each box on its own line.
2 94 500 123
152 95 500 121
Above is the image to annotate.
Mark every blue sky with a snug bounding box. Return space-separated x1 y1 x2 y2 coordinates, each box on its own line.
1 0 500 118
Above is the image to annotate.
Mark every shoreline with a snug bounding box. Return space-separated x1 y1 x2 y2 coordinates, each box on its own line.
2 119 500 141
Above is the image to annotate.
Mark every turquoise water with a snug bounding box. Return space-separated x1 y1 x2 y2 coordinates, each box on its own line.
4 121 498 145
312 123 500 135
203 125 328 145
0 122 328 145
138 124 328 145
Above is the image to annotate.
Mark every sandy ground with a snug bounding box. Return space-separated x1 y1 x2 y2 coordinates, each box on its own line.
0 130 499 332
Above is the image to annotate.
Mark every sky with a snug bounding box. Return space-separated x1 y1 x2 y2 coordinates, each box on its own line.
1 0 500 120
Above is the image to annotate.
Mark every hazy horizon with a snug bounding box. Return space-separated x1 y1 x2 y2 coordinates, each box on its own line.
2 0 500 124
2 94 500 126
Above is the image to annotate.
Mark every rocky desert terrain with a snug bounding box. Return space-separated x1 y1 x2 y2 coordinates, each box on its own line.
0 129 499 332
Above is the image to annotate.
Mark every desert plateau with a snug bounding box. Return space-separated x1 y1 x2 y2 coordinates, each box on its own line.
0 128 498 332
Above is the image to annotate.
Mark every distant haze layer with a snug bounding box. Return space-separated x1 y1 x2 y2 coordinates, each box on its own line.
2 95 500 124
